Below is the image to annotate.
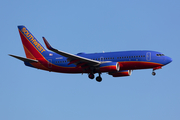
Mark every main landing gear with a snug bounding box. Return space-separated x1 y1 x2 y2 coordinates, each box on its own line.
96 73 102 82
88 73 94 79
88 73 102 82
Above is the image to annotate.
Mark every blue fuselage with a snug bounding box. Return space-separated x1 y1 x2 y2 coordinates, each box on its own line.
42 50 172 73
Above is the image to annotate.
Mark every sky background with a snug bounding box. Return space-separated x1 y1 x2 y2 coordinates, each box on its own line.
0 0 180 120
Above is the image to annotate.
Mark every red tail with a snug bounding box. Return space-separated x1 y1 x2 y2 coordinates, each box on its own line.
18 25 47 59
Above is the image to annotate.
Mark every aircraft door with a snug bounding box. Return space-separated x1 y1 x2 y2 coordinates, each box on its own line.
146 52 151 61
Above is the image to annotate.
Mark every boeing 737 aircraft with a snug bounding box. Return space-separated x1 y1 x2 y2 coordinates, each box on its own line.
9 26 172 82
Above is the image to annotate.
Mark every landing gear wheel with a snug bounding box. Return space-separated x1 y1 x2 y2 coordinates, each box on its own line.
88 73 94 79
152 71 156 76
96 76 102 82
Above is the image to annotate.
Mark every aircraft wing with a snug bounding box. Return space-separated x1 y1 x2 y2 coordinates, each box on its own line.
42 37 101 66
9 54 38 63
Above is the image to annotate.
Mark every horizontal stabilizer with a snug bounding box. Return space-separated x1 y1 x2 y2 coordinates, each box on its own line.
9 54 38 63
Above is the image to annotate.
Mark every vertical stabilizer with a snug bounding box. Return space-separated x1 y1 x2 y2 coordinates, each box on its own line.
18 25 48 59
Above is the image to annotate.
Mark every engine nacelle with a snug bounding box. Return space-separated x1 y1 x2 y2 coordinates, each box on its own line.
109 70 132 77
98 62 120 72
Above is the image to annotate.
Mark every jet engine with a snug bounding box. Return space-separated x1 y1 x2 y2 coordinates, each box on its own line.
98 62 120 72
109 70 132 77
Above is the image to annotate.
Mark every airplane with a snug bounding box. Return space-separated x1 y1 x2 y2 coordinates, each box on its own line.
9 25 172 82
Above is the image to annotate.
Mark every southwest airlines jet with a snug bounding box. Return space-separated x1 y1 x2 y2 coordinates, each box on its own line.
9 26 172 82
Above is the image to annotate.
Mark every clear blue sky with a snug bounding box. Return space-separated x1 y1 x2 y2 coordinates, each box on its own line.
0 0 180 120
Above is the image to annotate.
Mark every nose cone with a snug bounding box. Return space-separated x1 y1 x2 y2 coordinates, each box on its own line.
165 56 172 65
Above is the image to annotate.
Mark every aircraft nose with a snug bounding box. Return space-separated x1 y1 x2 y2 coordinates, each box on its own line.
166 56 172 64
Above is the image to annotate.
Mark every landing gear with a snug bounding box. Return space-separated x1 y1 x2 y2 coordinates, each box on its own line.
96 76 102 82
88 73 95 79
96 73 102 82
152 66 161 76
152 71 156 76
88 73 102 82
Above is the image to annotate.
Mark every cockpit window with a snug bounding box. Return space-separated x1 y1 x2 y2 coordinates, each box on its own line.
156 54 165 56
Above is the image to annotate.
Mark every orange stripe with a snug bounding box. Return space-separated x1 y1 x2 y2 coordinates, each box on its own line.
23 45 50 71
19 29 45 58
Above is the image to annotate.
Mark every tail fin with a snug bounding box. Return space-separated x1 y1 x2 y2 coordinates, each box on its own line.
18 25 48 59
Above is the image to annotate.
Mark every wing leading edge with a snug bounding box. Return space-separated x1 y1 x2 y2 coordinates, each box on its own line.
42 37 101 66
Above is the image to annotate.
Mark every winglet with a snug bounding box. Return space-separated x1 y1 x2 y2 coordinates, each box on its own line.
42 37 54 50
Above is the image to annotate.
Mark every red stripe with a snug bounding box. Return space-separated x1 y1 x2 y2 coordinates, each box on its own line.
68 59 80 65
153 66 162 70
76 62 87 68
19 30 44 59
119 61 163 70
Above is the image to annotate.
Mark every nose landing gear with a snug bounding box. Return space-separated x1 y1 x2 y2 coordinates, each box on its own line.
152 71 156 76
152 66 162 76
